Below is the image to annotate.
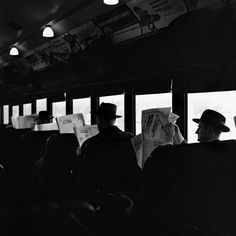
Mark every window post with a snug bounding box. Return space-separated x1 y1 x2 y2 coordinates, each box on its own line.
91 96 99 125
124 92 135 134
66 98 73 115
32 100 36 114
172 76 187 141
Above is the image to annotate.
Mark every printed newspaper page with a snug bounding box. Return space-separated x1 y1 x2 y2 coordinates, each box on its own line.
56 113 85 133
141 107 179 166
131 133 144 168
73 124 99 147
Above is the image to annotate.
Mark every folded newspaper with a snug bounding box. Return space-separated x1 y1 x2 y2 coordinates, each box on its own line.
11 114 38 129
131 133 143 168
56 113 85 133
34 122 59 131
132 107 179 168
73 124 99 147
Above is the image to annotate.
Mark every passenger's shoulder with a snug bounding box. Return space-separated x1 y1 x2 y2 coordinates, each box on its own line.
81 134 99 150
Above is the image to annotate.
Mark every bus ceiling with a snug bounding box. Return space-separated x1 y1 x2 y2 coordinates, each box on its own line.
0 0 235 99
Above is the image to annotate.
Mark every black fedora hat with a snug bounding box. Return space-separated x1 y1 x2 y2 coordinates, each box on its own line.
193 109 230 132
94 103 122 119
36 111 54 121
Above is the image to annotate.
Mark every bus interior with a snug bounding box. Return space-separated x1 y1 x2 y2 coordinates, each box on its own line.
0 0 236 235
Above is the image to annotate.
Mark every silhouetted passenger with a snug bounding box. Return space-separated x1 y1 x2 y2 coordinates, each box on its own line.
73 103 142 205
193 109 230 142
143 122 186 170
76 102 131 156
35 111 53 125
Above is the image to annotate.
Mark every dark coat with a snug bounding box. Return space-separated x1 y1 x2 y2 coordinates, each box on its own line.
73 126 143 201
81 125 133 152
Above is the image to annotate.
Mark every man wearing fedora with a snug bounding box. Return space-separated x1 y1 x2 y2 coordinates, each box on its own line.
35 111 54 125
193 109 230 143
76 103 133 154
73 102 142 203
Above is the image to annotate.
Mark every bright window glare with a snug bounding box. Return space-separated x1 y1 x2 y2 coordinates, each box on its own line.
73 98 91 125
100 94 124 131
3 105 9 124
12 106 19 117
52 101 66 122
188 91 236 143
23 103 32 115
36 98 47 113
136 93 172 134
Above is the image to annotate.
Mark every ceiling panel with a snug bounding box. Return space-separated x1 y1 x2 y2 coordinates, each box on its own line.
0 0 99 55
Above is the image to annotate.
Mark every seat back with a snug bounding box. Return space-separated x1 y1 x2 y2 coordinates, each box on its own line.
0 128 30 167
18 130 58 171
81 136 143 197
16 130 58 205
37 133 78 202
44 133 78 172
139 140 236 235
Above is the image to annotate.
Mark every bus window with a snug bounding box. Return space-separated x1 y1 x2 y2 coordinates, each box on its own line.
12 105 19 117
52 101 66 122
73 98 91 125
136 93 172 134
100 94 124 131
3 105 9 125
36 98 47 113
188 91 236 143
23 103 32 115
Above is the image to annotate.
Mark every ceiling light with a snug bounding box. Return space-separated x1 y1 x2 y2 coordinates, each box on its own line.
42 25 54 37
103 0 119 5
9 46 19 56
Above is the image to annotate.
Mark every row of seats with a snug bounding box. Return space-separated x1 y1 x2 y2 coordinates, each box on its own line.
1 129 60 208
134 140 236 236
0 127 236 235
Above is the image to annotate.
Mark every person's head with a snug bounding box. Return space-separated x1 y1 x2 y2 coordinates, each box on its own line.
35 111 53 125
94 103 121 132
193 109 230 143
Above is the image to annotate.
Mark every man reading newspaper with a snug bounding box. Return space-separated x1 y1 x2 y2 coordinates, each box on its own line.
132 107 185 168
74 103 132 154
72 103 142 204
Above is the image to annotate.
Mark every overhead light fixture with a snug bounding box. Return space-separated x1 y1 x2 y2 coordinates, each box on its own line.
9 46 19 56
42 25 54 37
103 0 119 5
